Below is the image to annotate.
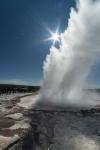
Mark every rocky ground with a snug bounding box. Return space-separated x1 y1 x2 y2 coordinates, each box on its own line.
1 94 100 150
0 93 34 150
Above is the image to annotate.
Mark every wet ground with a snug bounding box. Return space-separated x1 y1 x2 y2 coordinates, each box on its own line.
26 108 100 150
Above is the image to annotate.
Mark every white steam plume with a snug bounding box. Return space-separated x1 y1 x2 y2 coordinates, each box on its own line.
40 0 100 107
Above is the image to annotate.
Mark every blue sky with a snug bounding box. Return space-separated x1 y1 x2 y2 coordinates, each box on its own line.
0 0 100 87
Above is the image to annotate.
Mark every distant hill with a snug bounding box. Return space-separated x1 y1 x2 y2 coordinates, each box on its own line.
0 84 40 93
88 89 100 93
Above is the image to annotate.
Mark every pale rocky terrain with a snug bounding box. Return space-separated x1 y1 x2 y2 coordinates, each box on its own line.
0 93 34 150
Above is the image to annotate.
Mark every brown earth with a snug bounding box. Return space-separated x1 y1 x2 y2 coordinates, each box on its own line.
0 118 15 129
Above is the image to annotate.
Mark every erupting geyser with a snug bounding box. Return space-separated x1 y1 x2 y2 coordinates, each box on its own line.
40 0 100 107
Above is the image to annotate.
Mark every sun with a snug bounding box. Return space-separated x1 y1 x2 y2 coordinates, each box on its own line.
45 27 60 45
50 32 60 43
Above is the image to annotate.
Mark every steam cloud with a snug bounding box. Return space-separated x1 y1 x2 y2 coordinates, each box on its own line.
40 0 100 107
